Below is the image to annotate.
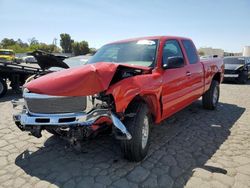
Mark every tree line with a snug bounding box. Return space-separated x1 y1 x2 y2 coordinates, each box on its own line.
0 33 96 56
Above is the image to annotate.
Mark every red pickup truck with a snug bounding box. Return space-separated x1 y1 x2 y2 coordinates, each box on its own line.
13 36 224 161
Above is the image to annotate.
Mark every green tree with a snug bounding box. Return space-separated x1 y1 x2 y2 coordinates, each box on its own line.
28 37 39 45
0 35 96 54
49 44 61 53
16 39 29 48
89 48 97 55
60 33 74 53
40 44 61 53
6 44 29 53
29 43 61 53
72 41 90 56
1 38 16 48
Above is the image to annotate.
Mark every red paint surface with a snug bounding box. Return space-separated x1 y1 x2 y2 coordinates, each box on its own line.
25 36 224 124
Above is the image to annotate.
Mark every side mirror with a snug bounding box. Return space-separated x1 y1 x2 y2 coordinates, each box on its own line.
163 56 184 69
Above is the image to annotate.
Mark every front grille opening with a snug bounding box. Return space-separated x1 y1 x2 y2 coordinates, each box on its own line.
59 117 76 123
25 96 87 114
35 118 50 123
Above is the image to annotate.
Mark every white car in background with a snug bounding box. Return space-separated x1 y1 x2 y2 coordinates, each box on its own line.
22 56 37 64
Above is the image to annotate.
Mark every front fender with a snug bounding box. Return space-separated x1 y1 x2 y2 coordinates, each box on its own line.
106 73 163 123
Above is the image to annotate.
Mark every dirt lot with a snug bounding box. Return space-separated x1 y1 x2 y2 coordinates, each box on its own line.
0 81 250 188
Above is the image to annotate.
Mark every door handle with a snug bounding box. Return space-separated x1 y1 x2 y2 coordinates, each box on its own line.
186 71 191 76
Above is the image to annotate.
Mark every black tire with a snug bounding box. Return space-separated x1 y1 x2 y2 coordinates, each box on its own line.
202 80 220 110
0 78 8 98
237 70 248 84
121 102 152 162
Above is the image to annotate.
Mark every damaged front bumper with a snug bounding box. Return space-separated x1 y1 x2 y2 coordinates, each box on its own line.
12 99 132 140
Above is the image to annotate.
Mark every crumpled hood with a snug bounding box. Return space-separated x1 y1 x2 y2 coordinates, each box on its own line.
224 63 244 70
25 62 150 96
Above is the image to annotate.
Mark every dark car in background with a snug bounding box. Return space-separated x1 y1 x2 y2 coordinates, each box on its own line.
223 56 250 84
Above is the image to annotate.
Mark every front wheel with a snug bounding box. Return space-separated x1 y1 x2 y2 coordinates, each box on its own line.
121 102 152 162
202 80 220 110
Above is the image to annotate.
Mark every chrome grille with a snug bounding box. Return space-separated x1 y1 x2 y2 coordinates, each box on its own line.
24 93 87 114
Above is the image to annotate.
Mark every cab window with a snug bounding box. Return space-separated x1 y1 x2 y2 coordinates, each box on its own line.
162 40 184 67
182 40 199 64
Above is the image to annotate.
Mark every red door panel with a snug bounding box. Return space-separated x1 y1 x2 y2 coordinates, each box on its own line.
185 63 204 101
161 67 190 119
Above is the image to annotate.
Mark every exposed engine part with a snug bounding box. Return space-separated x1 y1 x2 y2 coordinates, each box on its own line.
110 66 144 85
93 93 115 111
91 95 95 105
67 127 93 144
29 126 42 138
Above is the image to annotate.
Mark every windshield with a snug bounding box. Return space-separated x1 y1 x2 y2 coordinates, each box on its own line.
0 51 14 55
88 39 158 67
224 57 245 64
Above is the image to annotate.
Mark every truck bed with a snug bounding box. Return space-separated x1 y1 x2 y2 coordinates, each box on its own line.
201 57 224 92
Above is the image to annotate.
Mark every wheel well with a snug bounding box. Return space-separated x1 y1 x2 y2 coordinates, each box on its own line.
126 95 159 123
126 96 145 110
213 72 221 83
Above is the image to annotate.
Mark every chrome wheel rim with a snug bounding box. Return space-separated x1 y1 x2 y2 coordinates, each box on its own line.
142 116 149 149
213 86 219 105
0 82 3 94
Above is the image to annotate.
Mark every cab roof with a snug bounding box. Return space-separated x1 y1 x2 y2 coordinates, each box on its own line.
109 36 192 44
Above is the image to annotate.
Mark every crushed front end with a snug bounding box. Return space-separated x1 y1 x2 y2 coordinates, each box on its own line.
12 90 131 142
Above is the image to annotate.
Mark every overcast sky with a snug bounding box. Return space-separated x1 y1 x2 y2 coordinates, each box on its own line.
0 0 249 52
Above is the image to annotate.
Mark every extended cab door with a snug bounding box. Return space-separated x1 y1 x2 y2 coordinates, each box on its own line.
161 39 191 119
181 40 204 100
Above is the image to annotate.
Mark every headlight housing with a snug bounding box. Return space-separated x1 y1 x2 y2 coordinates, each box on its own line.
238 65 247 71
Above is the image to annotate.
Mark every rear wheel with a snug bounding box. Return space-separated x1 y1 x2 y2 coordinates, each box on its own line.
202 80 220 110
121 102 152 162
0 78 7 98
